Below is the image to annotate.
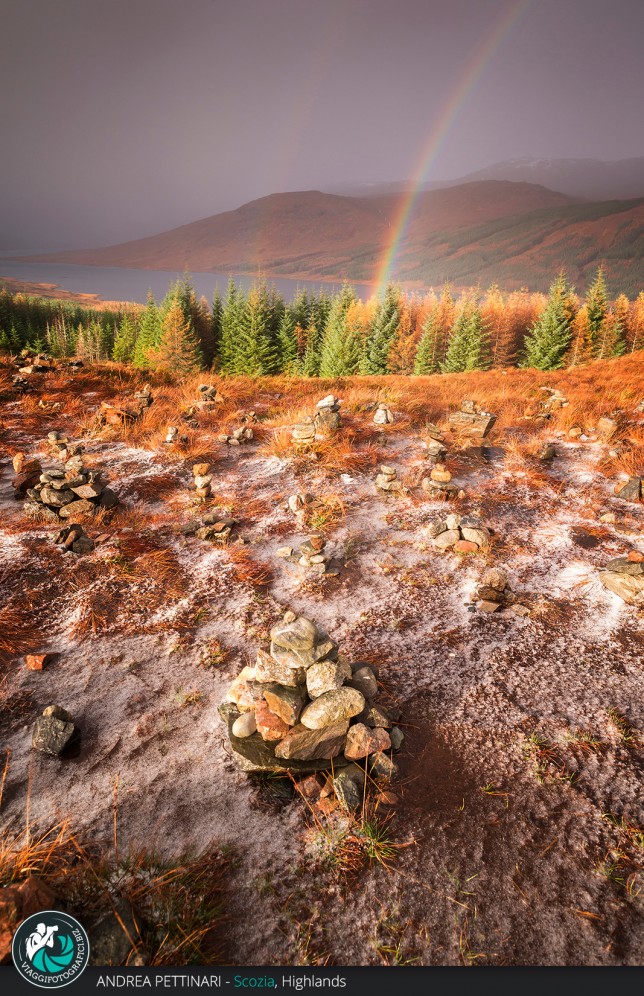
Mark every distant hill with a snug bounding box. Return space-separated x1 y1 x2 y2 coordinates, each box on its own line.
330 156 644 202
22 180 644 294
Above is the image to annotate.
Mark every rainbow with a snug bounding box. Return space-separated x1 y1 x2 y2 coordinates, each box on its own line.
375 0 531 293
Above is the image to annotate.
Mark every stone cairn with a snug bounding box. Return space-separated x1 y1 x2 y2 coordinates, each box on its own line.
276 535 342 578
53 523 95 556
14 350 53 375
375 464 407 495
220 613 403 810
427 512 491 553
470 567 529 616
615 476 642 503
448 399 496 440
164 425 188 446
182 510 237 544
291 395 342 448
423 423 448 465
287 492 314 524
599 553 644 606
13 448 118 522
32 705 80 757
183 385 220 427
191 462 213 502
524 386 569 422
218 424 254 446
421 463 462 500
96 383 153 428
373 402 394 426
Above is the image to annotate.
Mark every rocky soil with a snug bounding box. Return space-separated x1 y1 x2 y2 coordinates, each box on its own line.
0 358 643 967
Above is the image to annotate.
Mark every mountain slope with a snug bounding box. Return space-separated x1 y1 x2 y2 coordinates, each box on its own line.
22 180 644 294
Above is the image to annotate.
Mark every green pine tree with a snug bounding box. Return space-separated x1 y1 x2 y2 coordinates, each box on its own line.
219 278 246 374
586 265 609 351
522 273 574 370
276 311 298 374
235 281 278 376
441 303 490 373
152 299 203 376
211 289 223 368
414 314 441 374
113 313 138 363
362 284 400 374
133 293 162 367
319 283 360 376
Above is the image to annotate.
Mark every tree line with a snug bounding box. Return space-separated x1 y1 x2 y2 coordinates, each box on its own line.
1 267 643 375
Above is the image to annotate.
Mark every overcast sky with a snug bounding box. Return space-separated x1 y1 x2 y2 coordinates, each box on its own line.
1 0 643 250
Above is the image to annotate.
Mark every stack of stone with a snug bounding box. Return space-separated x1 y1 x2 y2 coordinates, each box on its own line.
375 465 407 494
276 535 342 577
220 613 403 808
599 553 644 605
291 416 317 448
448 400 496 439
421 463 461 500
12 374 32 393
32 705 80 757
19 454 118 521
373 403 394 425
133 383 153 412
164 426 188 445
218 425 254 445
314 395 342 433
53 523 95 556
470 567 528 615
16 350 52 374
47 431 83 463
195 384 219 411
182 510 237 543
428 512 491 552
615 476 642 503
287 493 314 521
11 453 43 497
538 386 569 413
191 462 213 501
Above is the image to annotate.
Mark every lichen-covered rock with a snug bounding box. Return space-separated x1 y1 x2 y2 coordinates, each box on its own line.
306 659 351 699
274 720 349 761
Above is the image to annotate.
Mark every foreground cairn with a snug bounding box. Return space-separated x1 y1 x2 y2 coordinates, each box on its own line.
277 535 342 577
599 553 644 605
97 384 152 427
15 350 53 375
373 402 394 426
375 464 407 494
53 523 95 556
423 422 448 464
449 399 496 440
427 512 491 553
314 395 342 433
220 614 403 805
15 450 118 521
218 425 254 446
421 462 462 500
191 462 213 502
181 509 237 543
470 567 529 615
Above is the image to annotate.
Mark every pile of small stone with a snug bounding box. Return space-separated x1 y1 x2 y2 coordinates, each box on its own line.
47 431 83 462
448 399 496 439
32 704 80 757
220 613 403 809
540 386 569 410
615 476 642 503
287 493 314 521
422 423 448 464
599 553 644 605
16 452 118 521
314 394 342 432
373 403 394 425
470 567 529 615
375 464 407 494
427 512 491 552
164 425 188 445
421 463 462 500
218 425 254 445
181 509 237 543
276 535 342 577
195 384 219 410
191 462 213 501
53 523 95 555
291 416 317 447
15 350 53 374
97 384 153 428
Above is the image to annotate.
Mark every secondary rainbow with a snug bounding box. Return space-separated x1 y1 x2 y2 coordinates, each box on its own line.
375 0 531 293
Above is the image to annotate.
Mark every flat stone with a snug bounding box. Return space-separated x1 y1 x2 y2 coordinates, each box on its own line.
274 720 349 761
270 616 318 653
99 487 119 509
255 649 306 687
599 571 644 605
461 527 490 548
71 483 103 500
511 604 531 617
616 477 642 502
344 723 391 759
72 537 95 555
479 600 502 612
263 683 307 725
306 659 351 699
40 486 76 507
58 499 96 520
604 557 643 576
300 687 365 729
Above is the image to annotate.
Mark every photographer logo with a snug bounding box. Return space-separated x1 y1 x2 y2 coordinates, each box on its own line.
12 911 90 988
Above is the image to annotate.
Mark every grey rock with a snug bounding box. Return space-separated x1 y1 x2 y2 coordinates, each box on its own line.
306 659 351 699
59 499 96 519
434 528 461 551
232 712 257 738
263 683 308 726
32 714 79 756
390 727 405 751
40 486 76 507
332 764 365 810
460 527 490 548
616 477 642 502
300 687 365 729
89 900 139 966
349 666 378 700
255 649 306 687
604 557 643 576
221 703 346 772
369 751 399 781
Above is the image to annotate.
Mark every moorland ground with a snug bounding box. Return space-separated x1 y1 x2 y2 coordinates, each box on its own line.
1 355 643 966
